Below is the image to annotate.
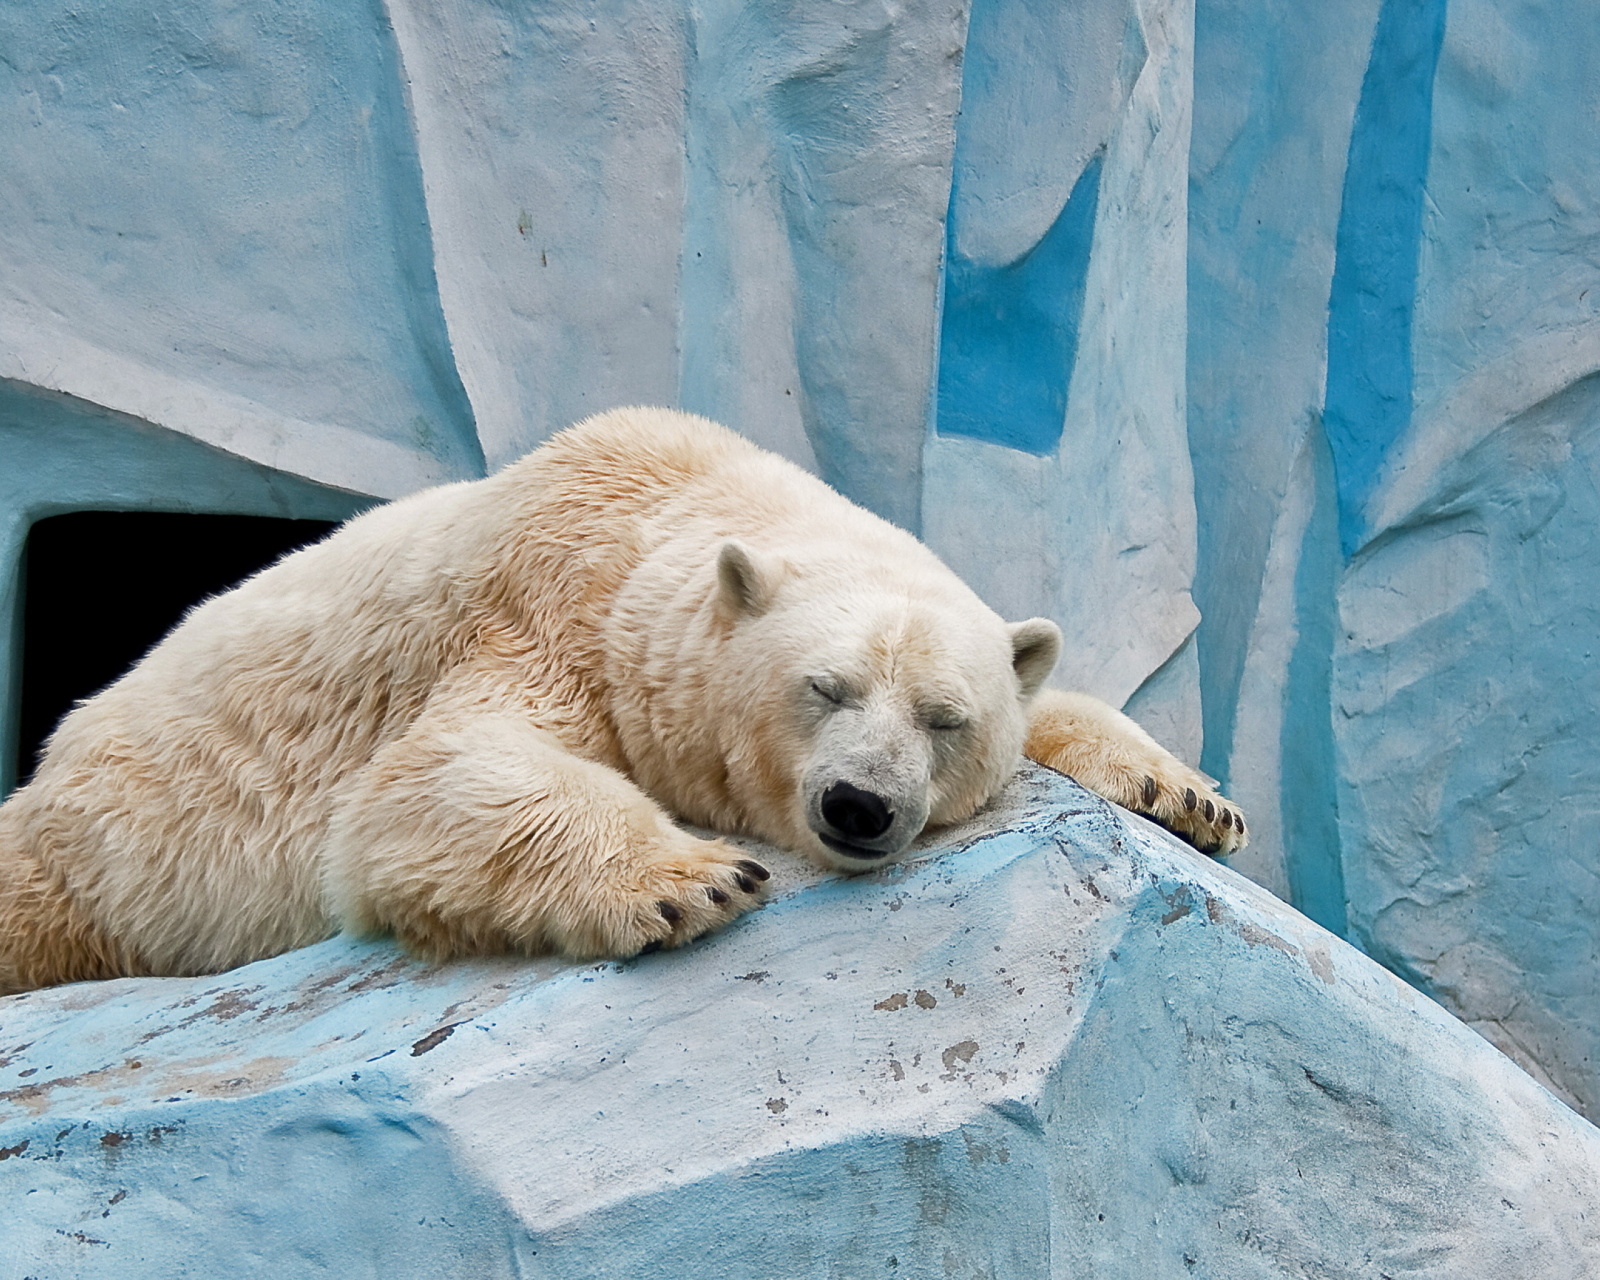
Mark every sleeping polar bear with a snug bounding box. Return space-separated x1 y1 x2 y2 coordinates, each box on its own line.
0 408 1243 993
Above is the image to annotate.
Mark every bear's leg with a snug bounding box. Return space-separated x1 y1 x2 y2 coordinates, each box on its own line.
322 709 770 962
1024 690 1246 855
0 839 137 995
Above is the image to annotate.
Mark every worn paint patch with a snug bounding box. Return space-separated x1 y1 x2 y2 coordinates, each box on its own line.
411 1024 464 1057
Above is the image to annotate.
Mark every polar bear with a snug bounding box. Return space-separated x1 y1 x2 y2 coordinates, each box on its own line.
0 408 1243 994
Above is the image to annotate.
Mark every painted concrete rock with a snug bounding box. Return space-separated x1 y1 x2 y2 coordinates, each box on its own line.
3 766 1597 1279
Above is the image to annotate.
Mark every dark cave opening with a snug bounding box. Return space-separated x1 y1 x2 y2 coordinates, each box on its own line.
17 511 339 785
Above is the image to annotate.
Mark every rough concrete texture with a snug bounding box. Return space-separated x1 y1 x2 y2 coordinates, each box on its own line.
0 0 485 499
4 767 1598 1279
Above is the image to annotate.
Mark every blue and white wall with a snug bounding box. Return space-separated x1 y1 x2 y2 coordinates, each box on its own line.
3 0 1599 1115
1188 0 1600 1116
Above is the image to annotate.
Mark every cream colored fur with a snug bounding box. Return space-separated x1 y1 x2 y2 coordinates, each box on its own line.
0 408 1242 994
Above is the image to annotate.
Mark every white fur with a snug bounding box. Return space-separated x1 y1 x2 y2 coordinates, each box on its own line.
0 408 1244 993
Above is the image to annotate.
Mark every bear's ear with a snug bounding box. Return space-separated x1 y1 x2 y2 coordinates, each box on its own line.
1007 618 1062 699
716 540 781 617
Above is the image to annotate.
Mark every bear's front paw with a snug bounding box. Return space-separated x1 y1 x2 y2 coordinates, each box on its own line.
1024 691 1247 857
559 832 771 960
1122 766 1246 857
1054 755 1246 857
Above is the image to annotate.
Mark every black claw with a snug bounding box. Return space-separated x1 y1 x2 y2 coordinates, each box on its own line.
1221 808 1233 829
1235 814 1246 837
638 939 664 956
707 886 730 905
1184 788 1198 812
1141 775 1158 808
736 874 756 894
736 859 771 882
1202 799 1215 821
658 900 683 926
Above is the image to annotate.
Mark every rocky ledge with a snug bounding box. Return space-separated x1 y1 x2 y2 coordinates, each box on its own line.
2 766 1598 1278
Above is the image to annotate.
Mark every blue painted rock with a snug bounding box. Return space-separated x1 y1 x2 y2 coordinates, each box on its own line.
2 766 1598 1278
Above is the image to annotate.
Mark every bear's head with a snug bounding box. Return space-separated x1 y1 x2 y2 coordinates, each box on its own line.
654 539 1062 871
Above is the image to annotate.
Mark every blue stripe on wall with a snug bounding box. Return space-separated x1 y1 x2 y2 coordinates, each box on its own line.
1281 424 1349 935
1323 0 1448 557
934 152 1103 455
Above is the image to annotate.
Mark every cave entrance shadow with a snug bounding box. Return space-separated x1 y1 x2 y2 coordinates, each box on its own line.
17 511 339 785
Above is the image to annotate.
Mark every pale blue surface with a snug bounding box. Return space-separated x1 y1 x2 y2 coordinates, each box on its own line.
1187 0 1600 1119
933 0 1110 460
0 0 483 485
5 770 1599 1277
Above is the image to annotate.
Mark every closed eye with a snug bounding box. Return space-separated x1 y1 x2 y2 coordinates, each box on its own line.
925 708 967 731
810 679 846 705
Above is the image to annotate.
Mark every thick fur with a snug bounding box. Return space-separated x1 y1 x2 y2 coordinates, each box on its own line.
0 409 1242 994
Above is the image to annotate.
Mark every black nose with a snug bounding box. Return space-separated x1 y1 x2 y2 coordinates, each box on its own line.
820 781 894 841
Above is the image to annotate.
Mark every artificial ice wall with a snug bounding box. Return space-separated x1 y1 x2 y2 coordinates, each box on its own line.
1188 0 1600 1119
1 0 1598 1123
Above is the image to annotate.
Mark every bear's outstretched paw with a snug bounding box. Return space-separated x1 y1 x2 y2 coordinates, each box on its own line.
1123 769 1246 857
1025 691 1247 857
574 835 770 961
1049 754 1246 857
